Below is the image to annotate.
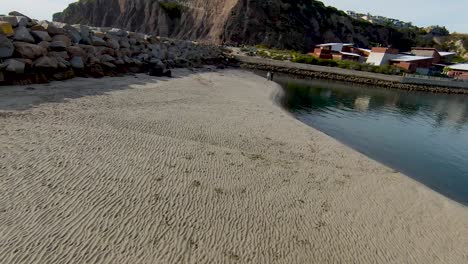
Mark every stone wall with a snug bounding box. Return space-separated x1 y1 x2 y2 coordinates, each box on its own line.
0 12 223 85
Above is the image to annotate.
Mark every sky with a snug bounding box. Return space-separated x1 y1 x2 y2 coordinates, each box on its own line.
1 0 466 33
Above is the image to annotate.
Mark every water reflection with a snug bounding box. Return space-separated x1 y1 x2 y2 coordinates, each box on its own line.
275 75 468 205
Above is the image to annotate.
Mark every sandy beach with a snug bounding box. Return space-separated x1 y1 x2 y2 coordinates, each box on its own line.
0 69 467 263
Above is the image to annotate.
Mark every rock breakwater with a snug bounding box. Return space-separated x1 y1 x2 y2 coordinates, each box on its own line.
241 62 468 94
0 12 223 85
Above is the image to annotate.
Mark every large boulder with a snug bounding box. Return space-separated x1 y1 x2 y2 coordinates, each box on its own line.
48 51 69 60
56 57 71 68
0 16 18 27
37 41 50 50
99 54 115 62
70 56 84 69
33 56 58 69
66 46 86 57
65 28 81 44
72 24 91 44
4 59 25 73
91 36 106 46
0 35 14 58
52 35 71 47
106 38 120 49
119 38 130 48
0 21 14 36
13 26 35 43
49 41 67 50
14 42 47 59
8 11 31 21
38 21 65 35
107 28 128 37
16 16 29 27
31 30 52 42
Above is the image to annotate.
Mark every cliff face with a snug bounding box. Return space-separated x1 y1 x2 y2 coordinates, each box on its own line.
53 0 419 51
53 0 238 42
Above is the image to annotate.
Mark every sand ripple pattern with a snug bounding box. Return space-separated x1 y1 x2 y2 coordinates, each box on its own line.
0 70 467 263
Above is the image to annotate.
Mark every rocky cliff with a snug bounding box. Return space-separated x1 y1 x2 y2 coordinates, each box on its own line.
53 0 420 51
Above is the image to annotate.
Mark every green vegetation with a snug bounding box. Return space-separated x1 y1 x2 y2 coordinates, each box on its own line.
452 56 467 64
159 2 187 18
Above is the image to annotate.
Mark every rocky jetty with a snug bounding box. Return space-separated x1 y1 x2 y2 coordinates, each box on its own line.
0 12 223 85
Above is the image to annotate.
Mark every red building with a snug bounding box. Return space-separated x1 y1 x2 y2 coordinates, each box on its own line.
389 56 434 73
447 64 468 80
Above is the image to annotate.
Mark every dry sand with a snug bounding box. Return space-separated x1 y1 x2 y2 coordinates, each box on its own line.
0 69 467 263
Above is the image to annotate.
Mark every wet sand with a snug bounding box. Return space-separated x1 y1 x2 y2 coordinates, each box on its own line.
0 69 467 263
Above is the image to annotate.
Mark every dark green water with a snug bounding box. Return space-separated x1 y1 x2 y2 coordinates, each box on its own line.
275 75 468 206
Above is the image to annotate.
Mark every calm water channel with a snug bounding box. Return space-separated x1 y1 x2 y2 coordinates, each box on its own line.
275 75 468 205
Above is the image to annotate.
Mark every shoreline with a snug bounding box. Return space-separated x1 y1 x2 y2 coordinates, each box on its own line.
236 55 468 94
0 69 467 263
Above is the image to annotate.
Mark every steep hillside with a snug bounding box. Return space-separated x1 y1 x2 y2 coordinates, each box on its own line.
53 0 436 51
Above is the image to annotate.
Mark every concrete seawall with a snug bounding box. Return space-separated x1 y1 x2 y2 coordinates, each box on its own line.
236 55 468 94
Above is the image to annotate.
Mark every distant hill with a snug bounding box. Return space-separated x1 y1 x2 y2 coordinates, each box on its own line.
53 0 467 57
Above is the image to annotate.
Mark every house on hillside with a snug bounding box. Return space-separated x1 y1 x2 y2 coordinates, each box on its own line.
366 47 401 66
411 47 456 64
447 64 468 79
366 47 433 73
310 43 366 62
389 56 434 74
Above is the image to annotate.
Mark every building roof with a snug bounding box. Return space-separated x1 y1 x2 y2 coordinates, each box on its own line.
448 64 468 71
391 55 433 62
412 47 437 51
317 43 354 47
357 48 371 53
340 51 361 57
439 52 456 57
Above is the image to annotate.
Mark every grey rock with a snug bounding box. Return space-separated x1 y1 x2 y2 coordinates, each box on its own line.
101 62 116 68
16 16 29 27
78 44 96 55
100 54 115 62
13 42 47 59
119 38 130 49
137 53 150 61
4 59 25 73
95 46 115 56
66 46 86 57
107 28 128 37
39 21 65 35
128 38 137 45
0 35 14 58
49 41 67 50
33 56 58 68
87 56 100 65
66 28 81 44
91 36 106 46
48 51 69 60
114 58 124 65
8 11 31 21
31 30 52 42
52 35 72 47
13 26 35 43
72 24 91 44
106 38 120 49
56 57 71 68
70 56 84 69
0 16 18 27
37 41 50 50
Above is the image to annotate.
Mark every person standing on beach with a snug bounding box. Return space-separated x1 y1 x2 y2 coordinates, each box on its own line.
267 71 274 81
